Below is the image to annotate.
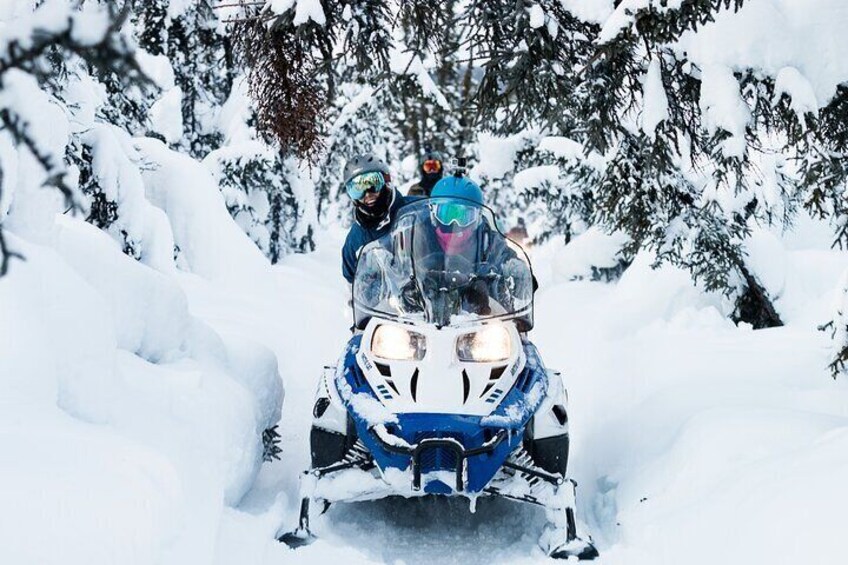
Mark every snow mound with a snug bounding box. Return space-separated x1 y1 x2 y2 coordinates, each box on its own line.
548 227 630 284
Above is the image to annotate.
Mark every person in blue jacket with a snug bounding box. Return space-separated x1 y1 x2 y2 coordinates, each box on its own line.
341 154 414 284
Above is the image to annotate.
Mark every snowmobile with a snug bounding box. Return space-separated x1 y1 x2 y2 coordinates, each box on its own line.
279 198 599 560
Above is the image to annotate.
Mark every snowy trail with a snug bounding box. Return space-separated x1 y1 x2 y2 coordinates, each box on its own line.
183 231 848 565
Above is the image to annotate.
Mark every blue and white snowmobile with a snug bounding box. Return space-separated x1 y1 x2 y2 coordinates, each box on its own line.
279 198 599 560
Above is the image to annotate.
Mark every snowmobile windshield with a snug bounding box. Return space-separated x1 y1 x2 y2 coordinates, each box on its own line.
353 198 534 329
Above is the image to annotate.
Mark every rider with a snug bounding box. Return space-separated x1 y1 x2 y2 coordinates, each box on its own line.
342 154 413 284
407 149 444 197
423 175 535 324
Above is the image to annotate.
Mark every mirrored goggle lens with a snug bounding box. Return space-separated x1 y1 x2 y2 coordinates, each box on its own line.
422 159 442 174
346 171 385 201
433 202 480 227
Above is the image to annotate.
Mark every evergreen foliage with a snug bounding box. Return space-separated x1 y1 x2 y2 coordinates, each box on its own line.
262 425 282 462
232 3 787 330
0 1 149 275
462 0 792 328
134 0 234 157
131 0 317 258
232 0 472 205
1 1 318 278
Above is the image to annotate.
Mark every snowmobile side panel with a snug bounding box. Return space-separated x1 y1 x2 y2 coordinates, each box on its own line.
310 427 348 469
527 434 569 478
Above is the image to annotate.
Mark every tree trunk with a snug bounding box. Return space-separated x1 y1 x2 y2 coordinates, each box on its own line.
731 259 783 329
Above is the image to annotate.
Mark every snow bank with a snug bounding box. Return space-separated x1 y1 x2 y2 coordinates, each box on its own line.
52 217 187 362
135 137 269 284
532 232 848 564
1 96 283 563
543 227 630 283
0 213 283 565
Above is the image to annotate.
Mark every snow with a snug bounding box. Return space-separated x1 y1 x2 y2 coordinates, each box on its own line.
0 0 71 57
150 86 184 144
268 0 296 16
389 50 450 110
330 86 376 135
51 217 188 362
81 124 177 271
0 225 282 565
0 69 69 169
4 212 848 565
167 0 194 20
268 0 326 26
135 50 176 90
544 227 630 283
699 63 751 158
293 0 326 26
560 0 615 25
774 66 819 124
4 1 848 564
188 224 848 565
514 165 560 192
0 131 17 219
537 136 606 172
67 2 109 46
641 59 668 138
679 0 848 108
134 137 269 284
528 4 545 29
472 130 539 181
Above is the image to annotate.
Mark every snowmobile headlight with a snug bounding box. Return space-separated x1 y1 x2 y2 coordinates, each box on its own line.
371 324 426 361
457 324 511 362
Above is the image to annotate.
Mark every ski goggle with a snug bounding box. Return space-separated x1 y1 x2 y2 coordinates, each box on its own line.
346 171 386 201
422 159 442 174
431 201 481 228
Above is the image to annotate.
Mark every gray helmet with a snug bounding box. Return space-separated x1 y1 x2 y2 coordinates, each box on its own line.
343 154 391 185
422 149 444 164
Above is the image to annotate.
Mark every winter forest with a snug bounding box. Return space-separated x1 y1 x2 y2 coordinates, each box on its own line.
2 0 848 563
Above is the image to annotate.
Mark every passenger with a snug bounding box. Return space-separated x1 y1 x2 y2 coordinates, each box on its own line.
341 154 414 284
407 149 444 197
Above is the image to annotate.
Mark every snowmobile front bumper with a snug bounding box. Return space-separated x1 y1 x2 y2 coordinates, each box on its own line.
279 443 598 560
369 423 511 492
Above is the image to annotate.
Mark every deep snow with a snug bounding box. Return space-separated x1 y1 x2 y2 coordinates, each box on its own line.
2 213 847 564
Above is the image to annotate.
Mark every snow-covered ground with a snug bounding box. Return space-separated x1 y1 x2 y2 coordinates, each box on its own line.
1 212 846 565
3 204 847 565
184 225 846 565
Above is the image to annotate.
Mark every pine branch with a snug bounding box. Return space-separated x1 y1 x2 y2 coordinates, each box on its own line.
0 225 25 277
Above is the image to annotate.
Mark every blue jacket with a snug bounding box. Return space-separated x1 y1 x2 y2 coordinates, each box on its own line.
342 190 414 283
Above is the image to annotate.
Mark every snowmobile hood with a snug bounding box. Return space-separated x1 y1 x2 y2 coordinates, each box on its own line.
334 335 550 494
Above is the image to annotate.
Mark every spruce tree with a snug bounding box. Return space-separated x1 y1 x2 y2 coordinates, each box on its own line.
0 1 150 276
463 0 789 327
134 0 234 158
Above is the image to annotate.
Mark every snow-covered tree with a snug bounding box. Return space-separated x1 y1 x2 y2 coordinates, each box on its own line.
0 1 151 274
227 0 848 335
231 0 469 217
133 0 234 157
460 0 791 327
130 0 317 259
